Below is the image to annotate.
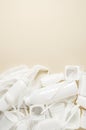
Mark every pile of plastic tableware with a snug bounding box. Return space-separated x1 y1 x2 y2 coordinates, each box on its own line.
0 64 86 130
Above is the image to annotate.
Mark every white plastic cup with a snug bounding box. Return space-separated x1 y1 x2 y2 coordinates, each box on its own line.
65 65 81 81
24 81 78 105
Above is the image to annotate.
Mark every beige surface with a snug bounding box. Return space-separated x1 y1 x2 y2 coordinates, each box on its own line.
0 1 86 129
0 0 86 73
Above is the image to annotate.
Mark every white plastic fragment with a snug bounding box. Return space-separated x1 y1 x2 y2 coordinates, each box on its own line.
0 65 29 80
65 65 81 80
80 109 86 129
77 95 86 109
79 72 86 96
16 123 28 130
46 102 65 120
33 119 62 130
0 64 85 130
63 104 80 130
0 79 29 111
14 120 29 130
30 105 45 120
24 81 78 105
40 73 64 86
23 65 49 90
26 65 48 83
0 111 22 130
0 96 10 111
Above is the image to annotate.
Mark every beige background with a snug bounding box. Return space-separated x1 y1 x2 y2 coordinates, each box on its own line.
0 1 86 129
0 0 86 74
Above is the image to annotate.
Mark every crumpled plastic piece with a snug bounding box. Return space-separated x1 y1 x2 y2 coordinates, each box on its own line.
0 65 48 112
0 79 28 111
0 110 24 130
63 103 80 130
0 64 84 130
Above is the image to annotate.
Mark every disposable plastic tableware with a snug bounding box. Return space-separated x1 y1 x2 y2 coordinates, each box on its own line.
65 65 81 81
24 81 78 105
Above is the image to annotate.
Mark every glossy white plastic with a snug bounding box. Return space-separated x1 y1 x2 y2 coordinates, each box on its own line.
24 81 78 105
